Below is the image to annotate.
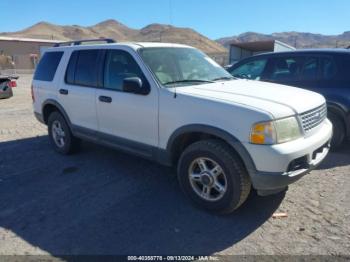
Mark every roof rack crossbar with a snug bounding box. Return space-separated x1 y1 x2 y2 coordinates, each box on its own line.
54 38 116 47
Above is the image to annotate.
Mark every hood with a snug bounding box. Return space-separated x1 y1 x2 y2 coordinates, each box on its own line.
175 79 325 118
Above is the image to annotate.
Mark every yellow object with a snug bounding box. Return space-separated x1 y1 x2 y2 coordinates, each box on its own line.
250 122 275 144
250 117 302 145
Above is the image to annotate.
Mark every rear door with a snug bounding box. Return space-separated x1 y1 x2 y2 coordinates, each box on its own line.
58 49 101 133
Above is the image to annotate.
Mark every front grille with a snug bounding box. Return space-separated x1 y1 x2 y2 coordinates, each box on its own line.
300 104 327 132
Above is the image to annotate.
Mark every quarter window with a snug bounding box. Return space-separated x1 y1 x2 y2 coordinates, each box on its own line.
34 51 63 81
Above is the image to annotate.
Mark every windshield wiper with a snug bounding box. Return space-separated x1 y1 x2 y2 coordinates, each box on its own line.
211 76 235 81
163 79 214 85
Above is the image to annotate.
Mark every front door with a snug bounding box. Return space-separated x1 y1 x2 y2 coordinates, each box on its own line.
95 49 158 156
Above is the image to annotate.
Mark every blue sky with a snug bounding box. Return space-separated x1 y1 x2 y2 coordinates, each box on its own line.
0 0 349 39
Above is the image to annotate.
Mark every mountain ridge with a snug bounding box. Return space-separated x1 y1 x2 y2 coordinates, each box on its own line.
0 20 227 55
217 31 350 49
2 20 349 64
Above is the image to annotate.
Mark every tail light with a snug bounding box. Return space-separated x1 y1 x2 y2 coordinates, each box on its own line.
9 80 17 88
31 84 35 102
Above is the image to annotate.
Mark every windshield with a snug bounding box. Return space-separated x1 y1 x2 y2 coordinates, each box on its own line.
139 47 233 87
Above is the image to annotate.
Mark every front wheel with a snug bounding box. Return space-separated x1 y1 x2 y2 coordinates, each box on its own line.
177 139 251 214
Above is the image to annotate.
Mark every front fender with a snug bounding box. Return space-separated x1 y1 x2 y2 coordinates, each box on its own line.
166 124 257 174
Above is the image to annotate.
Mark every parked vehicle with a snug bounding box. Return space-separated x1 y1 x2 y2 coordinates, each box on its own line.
0 75 17 99
32 39 332 213
227 49 350 148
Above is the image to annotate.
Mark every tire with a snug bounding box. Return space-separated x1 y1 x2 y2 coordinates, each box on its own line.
177 139 251 214
48 111 80 154
328 112 345 149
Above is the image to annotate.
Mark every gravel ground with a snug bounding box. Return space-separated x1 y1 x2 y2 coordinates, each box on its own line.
0 74 349 258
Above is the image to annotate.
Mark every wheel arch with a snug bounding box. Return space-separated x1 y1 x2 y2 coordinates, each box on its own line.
327 102 349 137
42 99 72 127
166 124 256 173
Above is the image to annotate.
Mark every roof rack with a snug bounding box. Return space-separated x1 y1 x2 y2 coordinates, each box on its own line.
54 38 116 47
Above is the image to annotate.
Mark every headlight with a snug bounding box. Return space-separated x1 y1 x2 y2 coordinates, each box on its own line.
274 116 302 143
250 117 302 145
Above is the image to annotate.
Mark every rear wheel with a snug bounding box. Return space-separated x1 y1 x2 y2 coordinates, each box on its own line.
177 139 251 214
48 111 80 154
328 112 345 149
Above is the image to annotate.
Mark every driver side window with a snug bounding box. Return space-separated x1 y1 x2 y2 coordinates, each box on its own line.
104 50 147 91
230 59 267 80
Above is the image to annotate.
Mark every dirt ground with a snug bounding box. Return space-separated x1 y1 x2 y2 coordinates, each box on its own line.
0 74 349 258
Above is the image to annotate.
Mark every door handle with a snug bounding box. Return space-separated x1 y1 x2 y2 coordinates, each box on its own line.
59 89 68 95
99 96 112 103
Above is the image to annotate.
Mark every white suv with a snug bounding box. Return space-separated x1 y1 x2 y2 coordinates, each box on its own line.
32 39 332 213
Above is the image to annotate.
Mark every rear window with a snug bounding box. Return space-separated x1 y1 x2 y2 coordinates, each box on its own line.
34 52 63 81
65 50 99 87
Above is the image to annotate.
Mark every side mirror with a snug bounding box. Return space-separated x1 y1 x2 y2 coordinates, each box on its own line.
122 77 149 95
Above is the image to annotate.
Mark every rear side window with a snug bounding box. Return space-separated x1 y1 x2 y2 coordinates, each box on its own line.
268 56 303 81
300 57 319 81
65 50 99 87
34 52 63 81
320 57 338 80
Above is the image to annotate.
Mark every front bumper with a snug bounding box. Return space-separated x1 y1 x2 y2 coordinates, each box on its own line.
244 119 333 195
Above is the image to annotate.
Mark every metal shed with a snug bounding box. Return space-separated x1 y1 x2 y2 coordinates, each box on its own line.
228 40 295 64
